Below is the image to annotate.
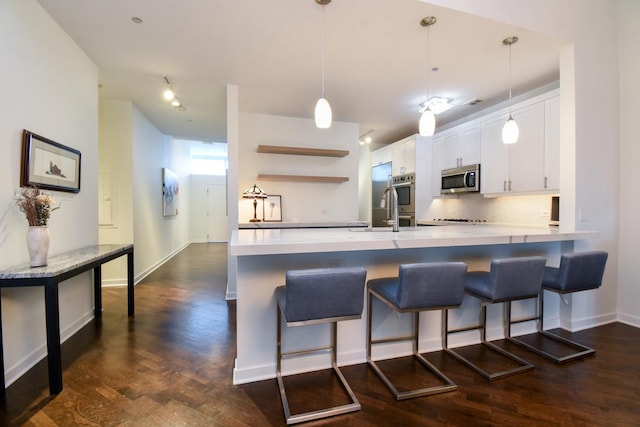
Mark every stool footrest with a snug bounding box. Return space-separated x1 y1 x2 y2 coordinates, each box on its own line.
445 340 535 381
367 351 457 401
507 330 596 364
278 364 361 425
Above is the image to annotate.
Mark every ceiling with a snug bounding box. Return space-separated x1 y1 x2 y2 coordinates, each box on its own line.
36 0 564 146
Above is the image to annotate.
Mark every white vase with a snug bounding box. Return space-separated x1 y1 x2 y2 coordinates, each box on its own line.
27 226 50 267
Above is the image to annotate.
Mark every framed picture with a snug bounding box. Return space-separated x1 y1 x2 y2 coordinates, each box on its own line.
162 168 179 216
20 129 81 193
263 195 282 222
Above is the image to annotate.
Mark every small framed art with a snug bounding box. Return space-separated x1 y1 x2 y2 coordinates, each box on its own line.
20 129 81 193
263 195 282 222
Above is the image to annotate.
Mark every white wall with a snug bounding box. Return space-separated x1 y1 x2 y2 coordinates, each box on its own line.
131 106 192 280
423 0 624 329
616 0 640 326
98 100 134 284
0 0 99 385
238 113 360 223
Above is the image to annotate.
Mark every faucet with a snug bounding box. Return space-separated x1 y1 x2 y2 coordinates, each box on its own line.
381 178 399 232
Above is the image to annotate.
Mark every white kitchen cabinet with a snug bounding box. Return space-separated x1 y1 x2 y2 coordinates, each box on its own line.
392 137 416 175
481 101 546 194
431 136 445 197
544 96 560 191
481 117 510 194
371 145 393 166
443 124 481 169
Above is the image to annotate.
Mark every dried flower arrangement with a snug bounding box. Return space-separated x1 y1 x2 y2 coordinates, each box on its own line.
15 186 59 226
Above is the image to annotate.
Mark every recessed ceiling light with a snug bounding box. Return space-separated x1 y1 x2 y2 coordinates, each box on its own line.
131 17 143 24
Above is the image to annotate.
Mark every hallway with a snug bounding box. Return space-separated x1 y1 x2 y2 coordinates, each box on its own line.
2 243 639 426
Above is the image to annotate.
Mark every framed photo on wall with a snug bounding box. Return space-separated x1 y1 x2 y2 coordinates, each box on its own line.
21 129 81 193
263 195 282 222
162 168 179 216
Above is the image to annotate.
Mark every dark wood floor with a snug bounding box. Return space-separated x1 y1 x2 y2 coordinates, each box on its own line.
2 243 639 426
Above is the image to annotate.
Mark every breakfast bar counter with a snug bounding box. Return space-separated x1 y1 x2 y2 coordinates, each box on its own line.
230 225 594 385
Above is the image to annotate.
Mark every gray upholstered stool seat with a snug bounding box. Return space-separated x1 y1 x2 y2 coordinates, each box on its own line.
444 256 546 381
508 251 608 363
275 267 366 425
367 262 467 400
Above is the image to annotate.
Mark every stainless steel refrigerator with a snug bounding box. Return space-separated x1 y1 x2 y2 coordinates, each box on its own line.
371 162 392 227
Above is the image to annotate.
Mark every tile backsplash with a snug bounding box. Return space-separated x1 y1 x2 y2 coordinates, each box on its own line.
425 193 557 226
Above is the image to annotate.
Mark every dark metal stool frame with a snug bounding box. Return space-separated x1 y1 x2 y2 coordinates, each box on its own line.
367 262 467 400
507 251 608 364
444 256 546 381
276 267 366 425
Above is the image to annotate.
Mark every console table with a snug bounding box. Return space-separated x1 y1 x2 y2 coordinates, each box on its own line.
0 243 134 398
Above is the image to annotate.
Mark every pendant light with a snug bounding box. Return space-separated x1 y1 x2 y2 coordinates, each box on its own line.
502 36 519 144
314 0 332 128
419 16 437 137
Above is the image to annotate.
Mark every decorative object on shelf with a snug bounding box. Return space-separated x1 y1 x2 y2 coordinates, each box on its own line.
418 16 437 137
15 185 60 267
314 0 332 129
263 195 282 222
502 36 519 144
21 130 81 193
243 184 268 222
162 168 180 216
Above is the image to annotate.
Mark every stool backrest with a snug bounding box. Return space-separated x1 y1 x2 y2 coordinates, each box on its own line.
556 251 608 291
396 262 467 310
489 256 546 301
284 267 367 322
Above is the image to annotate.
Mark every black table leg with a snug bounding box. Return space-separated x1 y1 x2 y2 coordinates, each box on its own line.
93 266 102 318
127 250 134 316
0 291 5 400
44 280 63 395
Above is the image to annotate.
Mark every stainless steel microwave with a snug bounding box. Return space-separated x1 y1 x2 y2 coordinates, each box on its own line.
441 164 480 194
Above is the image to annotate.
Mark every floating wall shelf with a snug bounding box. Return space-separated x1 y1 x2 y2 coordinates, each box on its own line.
257 174 349 183
257 145 349 158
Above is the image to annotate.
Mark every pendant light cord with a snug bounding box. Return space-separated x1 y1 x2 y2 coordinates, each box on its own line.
321 5 326 98
508 42 512 115
426 23 431 101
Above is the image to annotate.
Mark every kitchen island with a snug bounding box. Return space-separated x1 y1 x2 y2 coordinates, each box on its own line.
230 225 594 385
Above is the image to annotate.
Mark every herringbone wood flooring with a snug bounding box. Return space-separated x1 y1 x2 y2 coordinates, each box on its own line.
2 243 639 426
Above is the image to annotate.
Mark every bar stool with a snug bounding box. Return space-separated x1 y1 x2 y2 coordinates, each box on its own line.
275 267 367 425
508 251 608 363
444 256 546 381
367 262 467 400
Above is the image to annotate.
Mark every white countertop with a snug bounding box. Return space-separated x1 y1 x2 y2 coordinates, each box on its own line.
238 221 369 229
230 224 595 256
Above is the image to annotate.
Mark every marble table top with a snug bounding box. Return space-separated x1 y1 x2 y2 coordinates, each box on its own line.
0 244 133 279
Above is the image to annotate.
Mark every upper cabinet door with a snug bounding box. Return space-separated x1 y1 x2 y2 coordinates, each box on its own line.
508 102 545 192
443 132 462 169
459 125 481 166
371 145 393 166
544 96 560 191
481 117 509 194
431 136 445 197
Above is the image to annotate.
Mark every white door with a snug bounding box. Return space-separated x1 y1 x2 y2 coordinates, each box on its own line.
207 183 228 242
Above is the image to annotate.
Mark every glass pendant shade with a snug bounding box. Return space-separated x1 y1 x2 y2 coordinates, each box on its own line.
418 108 436 136
315 97 332 128
502 115 519 144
